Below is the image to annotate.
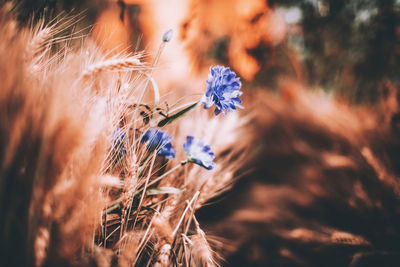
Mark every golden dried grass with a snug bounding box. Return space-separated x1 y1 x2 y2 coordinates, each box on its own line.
0 8 249 267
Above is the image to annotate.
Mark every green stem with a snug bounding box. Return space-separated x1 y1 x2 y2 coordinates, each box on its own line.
137 42 165 113
135 160 188 195
129 41 167 146
139 71 160 122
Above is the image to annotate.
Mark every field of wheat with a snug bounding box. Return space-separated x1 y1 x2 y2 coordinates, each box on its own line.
2 1 400 267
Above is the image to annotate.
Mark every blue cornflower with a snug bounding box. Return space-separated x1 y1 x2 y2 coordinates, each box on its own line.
183 136 215 170
112 126 127 158
202 65 243 116
141 129 176 159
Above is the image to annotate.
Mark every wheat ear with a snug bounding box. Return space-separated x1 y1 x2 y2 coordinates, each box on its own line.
28 28 51 56
82 56 144 78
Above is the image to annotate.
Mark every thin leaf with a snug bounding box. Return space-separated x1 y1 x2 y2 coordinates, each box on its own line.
146 186 185 196
157 102 199 127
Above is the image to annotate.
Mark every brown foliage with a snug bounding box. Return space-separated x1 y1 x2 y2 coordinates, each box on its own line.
199 86 400 266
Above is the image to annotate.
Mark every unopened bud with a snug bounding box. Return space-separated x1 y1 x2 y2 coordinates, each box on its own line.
162 29 173 42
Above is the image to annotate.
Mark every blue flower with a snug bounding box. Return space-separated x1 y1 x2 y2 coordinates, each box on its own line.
112 126 127 158
141 129 176 159
202 65 243 116
183 136 215 170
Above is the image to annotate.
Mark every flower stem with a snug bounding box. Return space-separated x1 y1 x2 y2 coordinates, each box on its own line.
129 41 167 146
138 42 165 110
135 160 188 195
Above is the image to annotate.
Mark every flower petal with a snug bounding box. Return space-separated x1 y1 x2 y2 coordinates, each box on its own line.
202 65 243 116
183 136 215 170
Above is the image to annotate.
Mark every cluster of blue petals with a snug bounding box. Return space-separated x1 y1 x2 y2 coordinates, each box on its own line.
183 136 215 170
141 129 176 159
114 65 242 169
202 65 243 116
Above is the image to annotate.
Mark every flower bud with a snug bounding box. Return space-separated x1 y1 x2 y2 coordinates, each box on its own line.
162 29 173 42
